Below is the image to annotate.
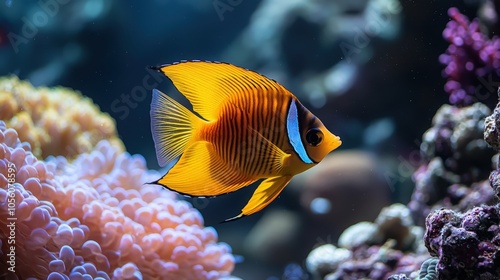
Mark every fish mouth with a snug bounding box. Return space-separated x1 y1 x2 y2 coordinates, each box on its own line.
331 135 342 150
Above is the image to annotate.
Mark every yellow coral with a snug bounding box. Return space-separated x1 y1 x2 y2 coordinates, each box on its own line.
0 76 122 159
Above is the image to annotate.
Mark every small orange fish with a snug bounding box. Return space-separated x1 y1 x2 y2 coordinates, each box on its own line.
149 61 341 221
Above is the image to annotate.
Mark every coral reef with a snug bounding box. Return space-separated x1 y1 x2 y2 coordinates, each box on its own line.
0 79 235 280
267 4 500 280
409 103 496 225
305 204 428 280
386 83 500 280
305 244 351 279
485 97 500 152
0 76 122 159
304 134 500 280
337 204 425 252
440 8 500 106
296 8 500 275
485 99 500 198
424 205 500 279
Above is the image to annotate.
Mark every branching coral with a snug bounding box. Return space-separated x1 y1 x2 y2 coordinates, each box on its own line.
0 76 122 159
0 78 236 279
440 7 500 106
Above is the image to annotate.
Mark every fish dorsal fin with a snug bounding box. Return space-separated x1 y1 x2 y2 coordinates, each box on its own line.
153 61 287 121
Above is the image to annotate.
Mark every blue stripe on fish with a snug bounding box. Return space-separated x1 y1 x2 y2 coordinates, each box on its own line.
286 99 313 164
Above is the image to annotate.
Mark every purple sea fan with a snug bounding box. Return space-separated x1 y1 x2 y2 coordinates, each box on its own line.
0 122 235 280
440 7 500 106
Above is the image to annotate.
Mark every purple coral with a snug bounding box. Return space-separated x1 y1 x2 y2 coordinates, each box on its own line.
0 122 235 279
302 6 500 280
409 103 496 225
416 86 500 280
485 98 500 151
485 99 500 199
440 7 500 106
306 204 428 280
490 169 500 198
424 206 500 279
321 244 427 280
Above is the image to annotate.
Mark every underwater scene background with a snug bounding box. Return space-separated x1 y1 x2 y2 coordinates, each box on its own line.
2 0 500 279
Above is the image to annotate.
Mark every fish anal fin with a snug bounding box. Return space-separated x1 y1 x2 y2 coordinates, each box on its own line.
156 141 257 197
224 175 292 222
155 61 288 121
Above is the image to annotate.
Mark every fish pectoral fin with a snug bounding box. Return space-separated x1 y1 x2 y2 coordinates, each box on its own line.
153 61 289 121
248 128 289 174
155 141 257 197
224 175 292 222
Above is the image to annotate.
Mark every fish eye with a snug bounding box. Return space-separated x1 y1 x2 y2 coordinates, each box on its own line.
306 128 323 146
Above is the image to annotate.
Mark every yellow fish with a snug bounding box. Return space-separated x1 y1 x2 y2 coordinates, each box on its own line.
149 61 341 221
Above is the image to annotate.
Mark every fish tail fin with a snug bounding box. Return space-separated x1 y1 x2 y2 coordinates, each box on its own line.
150 88 205 167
